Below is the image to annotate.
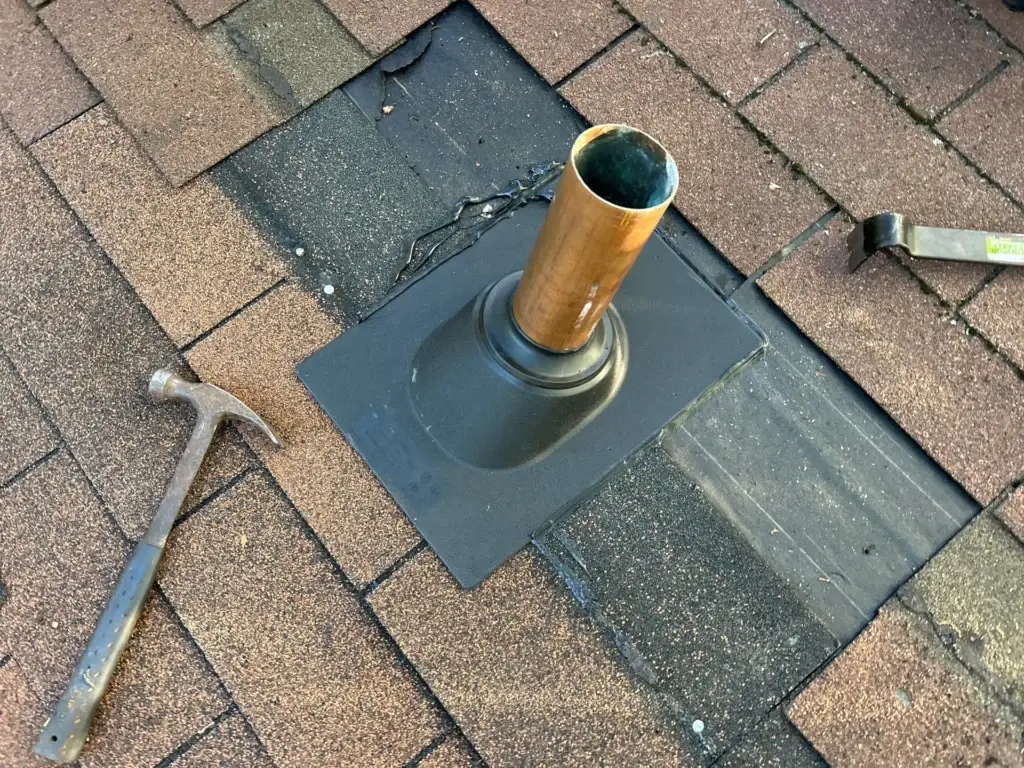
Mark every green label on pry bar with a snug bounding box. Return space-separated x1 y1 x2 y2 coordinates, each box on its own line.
986 236 1024 264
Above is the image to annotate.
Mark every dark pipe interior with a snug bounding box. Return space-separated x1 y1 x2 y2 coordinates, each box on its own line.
574 127 678 210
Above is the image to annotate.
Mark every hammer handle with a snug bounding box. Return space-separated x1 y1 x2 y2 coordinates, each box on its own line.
33 542 163 763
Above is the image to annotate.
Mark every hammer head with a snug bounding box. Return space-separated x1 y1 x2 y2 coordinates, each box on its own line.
149 369 281 446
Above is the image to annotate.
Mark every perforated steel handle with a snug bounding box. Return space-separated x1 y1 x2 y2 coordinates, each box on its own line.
33 543 162 763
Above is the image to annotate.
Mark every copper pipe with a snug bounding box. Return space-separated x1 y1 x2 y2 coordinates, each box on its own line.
511 124 678 351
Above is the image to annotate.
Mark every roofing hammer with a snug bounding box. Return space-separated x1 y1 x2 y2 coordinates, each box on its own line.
34 369 281 764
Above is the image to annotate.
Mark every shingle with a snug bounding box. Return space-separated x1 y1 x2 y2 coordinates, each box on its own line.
899 512 1024 709
794 0 1010 118
0 0 98 145
33 105 286 347
369 550 685 766
0 453 230 768
939 65 1024 205
561 30 828 275
172 714 275 768
759 217 1024 502
963 268 1024 369
0 126 253 539
219 0 372 110
40 0 278 186
963 0 1024 53
212 89 446 325
176 0 244 26
622 0 815 102
744 44 1024 302
470 0 630 83
186 284 419 586
159 472 440 767
547 446 837 762
321 0 450 55
788 601 1024 768
715 708 825 768
0 355 56 485
997 489 1024 543
0 660 50 767
418 738 475 767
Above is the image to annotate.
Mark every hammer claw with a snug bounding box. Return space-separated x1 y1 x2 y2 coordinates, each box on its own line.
227 400 282 447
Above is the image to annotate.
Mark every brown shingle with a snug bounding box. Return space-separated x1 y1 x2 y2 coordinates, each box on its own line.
0 355 55 485
794 0 1010 118
561 30 828 275
788 600 1024 768
33 105 286 347
471 0 630 83
963 268 1024 369
177 0 244 26
0 0 98 145
0 125 252 539
939 65 1024 205
759 217 1024 502
0 453 230 768
186 284 419 586
159 472 440 767
369 550 684 766
172 714 275 768
622 0 815 102
321 0 449 55
418 738 475 767
0 659 49 768
40 0 278 186
744 44 1024 302
972 0 1024 51
900 512 1024 710
997 488 1024 543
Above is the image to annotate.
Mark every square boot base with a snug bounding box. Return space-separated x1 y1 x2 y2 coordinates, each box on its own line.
298 202 764 587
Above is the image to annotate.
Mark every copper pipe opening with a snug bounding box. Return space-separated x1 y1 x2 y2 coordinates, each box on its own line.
512 125 679 352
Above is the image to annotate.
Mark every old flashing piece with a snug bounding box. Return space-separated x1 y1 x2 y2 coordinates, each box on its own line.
298 125 764 588
849 212 1024 272
34 370 281 765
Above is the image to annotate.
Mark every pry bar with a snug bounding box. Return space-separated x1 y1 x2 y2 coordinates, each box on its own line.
848 212 1024 272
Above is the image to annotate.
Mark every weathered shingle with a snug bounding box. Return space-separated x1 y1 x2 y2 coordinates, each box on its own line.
186 284 420 586
0 454 230 768
793 0 1011 118
0 124 252 539
321 0 450 55
759 217 1024 502
789 600 1024 767
0 0 98 144
370 550 684 766
41 0 278 185
622 0 815 102
160 472 440 767
33 105 286 347
471 0 630 83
